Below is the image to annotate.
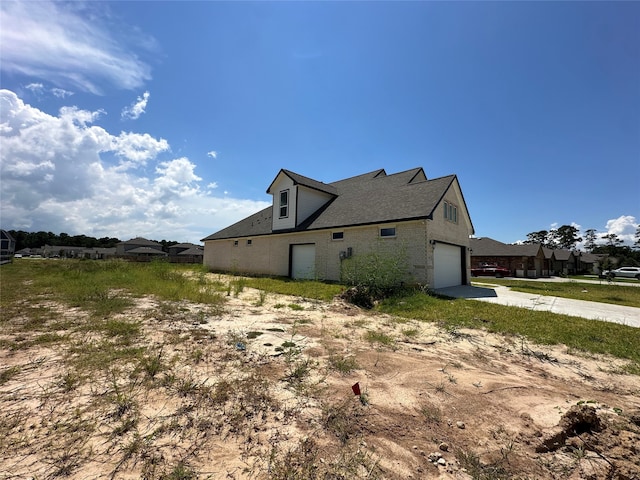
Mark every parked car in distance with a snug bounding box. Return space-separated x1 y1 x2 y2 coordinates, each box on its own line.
471 263 510 277
601 267 640 280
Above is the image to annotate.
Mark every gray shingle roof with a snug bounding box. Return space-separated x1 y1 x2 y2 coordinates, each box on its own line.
268 169 338 196
118 237 162 246
203 167 464 241
470 237 542 257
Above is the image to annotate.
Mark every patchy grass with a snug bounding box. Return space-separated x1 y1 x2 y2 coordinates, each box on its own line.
378 289 640 369
244 276 344 301
477 278 640 308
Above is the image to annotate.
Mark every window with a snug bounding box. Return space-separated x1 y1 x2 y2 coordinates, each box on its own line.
444 201 458 224
380 227 396 237
247 239 252 246
279 190 289 218
233 240 239 246
332 232 344 240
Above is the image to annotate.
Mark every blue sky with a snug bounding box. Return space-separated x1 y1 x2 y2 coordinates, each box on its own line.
1 1 638 246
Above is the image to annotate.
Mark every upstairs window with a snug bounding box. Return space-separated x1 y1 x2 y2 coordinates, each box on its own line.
444 202 458 224
279 190 289 218
332 232 344 240
380 227 396 238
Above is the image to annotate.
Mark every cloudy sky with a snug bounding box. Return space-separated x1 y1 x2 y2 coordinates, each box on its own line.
1 1 638 245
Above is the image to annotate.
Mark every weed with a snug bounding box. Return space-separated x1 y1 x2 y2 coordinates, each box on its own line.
328 353 359 375
231 277 247 297
455 448 511 480
420 403 442 424
191 348 204 364
322 399 365 445
163 461 197 479
0 366 20 385
364 330 394 347
58 370 81 392
288 303 304 311
401 327 420 338
255 290 268 306
140 349 165 379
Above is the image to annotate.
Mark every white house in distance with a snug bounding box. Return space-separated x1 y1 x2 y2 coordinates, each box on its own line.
202 167 474 289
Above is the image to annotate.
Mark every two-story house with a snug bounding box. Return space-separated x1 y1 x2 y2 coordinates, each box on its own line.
202 167 474 289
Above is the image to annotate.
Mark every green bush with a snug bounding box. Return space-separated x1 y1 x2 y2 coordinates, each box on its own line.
340 242 410 308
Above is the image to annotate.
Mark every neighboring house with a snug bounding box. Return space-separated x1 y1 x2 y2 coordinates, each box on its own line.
576 252 608 275
470 237 545 278
168 243 204 264
202 167 474 289
42 245 83 258
1 229 16 264
543 247 573 276
472 238 607 277
116 237 167 259
82 247 117 260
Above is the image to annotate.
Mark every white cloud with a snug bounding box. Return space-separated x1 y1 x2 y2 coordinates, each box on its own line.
25 83 44 94
121 91 150 120
604 215 637 245
52 88 74 98
0 90 269 243
207 151 218 159
0 1 152 94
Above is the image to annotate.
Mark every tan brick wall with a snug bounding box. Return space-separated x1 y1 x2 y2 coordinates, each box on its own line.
203 220 433 283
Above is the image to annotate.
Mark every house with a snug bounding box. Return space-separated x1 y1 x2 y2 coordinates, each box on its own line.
82 247 117 260
168 243 204 264
543 247 573 276
202 167 474 288
470 237 545 278
1 229 16 264
116 237 167 259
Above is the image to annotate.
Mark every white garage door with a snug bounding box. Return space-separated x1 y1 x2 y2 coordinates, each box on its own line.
433 243 462 289
291 244 316 280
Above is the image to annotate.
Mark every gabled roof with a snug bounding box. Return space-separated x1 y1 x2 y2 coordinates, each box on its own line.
552 249 573 261
177 246 204 255
267 169 338 196
118 237 162 246
171 243 202 249
470 237 542 257
203 167 470 241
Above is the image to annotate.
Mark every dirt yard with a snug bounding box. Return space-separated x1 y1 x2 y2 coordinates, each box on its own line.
1 277 639 479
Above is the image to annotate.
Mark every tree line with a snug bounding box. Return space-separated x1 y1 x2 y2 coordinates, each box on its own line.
8 230 180 252
523 224 640 266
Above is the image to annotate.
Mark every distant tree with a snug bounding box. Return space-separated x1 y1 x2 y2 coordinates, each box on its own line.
634 225 640 251
584 229 597 253
546 229 560 249
556 225 582 250
524 230 549 246
602 233 623 248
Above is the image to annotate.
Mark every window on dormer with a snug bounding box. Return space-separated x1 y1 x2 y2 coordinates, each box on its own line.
279 190 289 218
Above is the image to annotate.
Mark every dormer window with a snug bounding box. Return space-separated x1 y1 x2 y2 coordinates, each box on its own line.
279 190 289 218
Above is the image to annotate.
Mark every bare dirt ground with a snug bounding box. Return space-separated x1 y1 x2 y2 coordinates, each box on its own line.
1 276 639 479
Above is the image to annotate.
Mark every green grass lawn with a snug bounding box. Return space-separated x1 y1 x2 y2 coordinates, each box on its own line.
472 278 640 308
377 290 640 372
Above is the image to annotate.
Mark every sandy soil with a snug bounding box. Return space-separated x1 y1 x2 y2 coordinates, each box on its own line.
1 278 639 479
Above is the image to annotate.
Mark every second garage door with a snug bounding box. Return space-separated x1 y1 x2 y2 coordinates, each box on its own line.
433 243 462 289
291 244 316 280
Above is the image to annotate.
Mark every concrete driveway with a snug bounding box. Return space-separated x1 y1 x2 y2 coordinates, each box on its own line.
435 284 640 328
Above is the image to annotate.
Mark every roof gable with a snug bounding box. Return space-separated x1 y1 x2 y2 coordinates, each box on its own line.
267 169 338 196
